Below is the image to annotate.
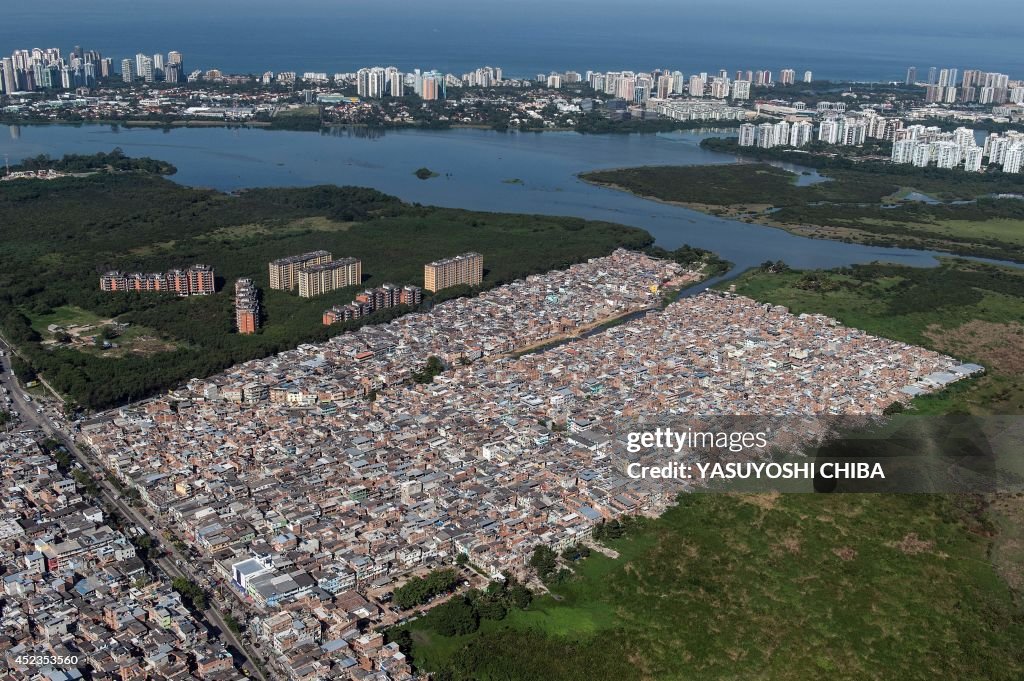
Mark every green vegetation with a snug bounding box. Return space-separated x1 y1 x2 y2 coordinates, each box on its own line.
224 613 243 635
415 167 440 180
646 243 731 277
0 166 653 410
389 576 535 670
528 545 559 581
407 494 1024 681
429 597 480 637
721 259 1024 415
265 107 323 131
581 155 1024 262
574 113 746 135
171 577 208 612
11 148 176 175
393 568 461 610
411 356 446 384
132 534 154 560
72 469 99 497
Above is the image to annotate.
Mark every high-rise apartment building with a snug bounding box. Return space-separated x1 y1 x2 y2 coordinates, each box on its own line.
964 146 984 173
731 80 751 100
100 264 215 296
139 56 154 83
905 66 917 85
789 121 815 147
268 250 333 291
185 264 215 295
424 252 483 292
1003 144 1024 174
656 74 672 99
738 123 756 147
2 57 18 94
298 258 362 298
121 59 135 82
235 278 260 335
421 72 444 100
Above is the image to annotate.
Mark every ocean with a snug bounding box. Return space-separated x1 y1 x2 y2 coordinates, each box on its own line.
2 0 1023 82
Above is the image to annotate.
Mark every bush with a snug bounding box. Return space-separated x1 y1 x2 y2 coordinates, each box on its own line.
474 598 508 621
432 597 479 637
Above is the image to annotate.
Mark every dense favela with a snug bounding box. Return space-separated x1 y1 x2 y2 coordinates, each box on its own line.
3 3 1024 679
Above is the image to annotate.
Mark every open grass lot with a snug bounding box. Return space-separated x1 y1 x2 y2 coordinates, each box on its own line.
0 172 652 408
580 161 1024 262
26 305 106 335
408 494 1024 681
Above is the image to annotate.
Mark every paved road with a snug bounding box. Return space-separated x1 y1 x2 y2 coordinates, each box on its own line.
0 340 270 680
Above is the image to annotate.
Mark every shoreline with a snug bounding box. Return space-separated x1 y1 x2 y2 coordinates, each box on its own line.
0 118 739 136
578 174 1024 266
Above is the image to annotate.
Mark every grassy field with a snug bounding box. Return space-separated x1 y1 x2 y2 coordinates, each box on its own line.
0 171 653 409
580 163 1024 262
27 305 106 334
408 494 1024 681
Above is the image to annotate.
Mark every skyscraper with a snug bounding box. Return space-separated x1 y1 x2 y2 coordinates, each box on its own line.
656 74 672 99
121 59 135 82
905 66 917 85
421 72 443 101
731 80 751 100
1 58 16 95
388 69 403 97
737 123 756 147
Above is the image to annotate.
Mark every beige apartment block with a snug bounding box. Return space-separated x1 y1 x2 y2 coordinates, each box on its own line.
298 257 362 298
424 252 483 292
269 250 332 291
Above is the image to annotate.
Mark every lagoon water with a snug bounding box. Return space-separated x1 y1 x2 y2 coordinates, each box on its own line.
0 124 1010 281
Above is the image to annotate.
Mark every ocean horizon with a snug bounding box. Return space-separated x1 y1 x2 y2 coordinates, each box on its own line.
3 0 1023 83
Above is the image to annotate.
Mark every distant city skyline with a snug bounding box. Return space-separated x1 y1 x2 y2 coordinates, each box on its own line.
2 1 1023 82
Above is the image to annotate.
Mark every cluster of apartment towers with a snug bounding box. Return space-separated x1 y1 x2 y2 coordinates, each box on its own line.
266 250 483 325
97 251 482 337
